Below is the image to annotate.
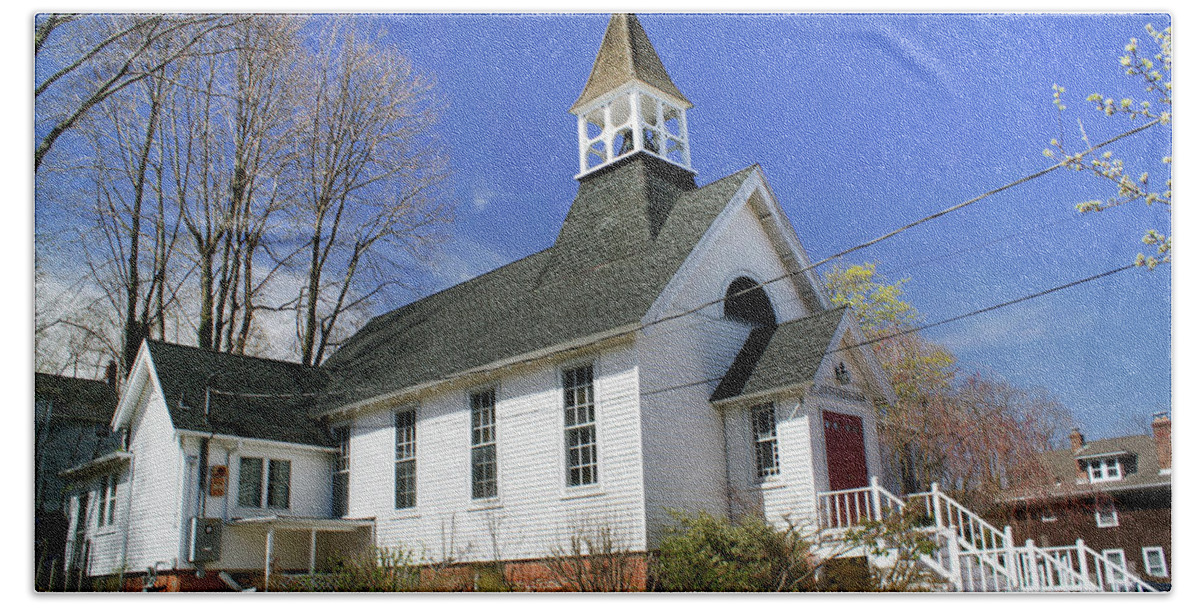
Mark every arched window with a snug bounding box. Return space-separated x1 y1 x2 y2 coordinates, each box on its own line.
724 277 776 327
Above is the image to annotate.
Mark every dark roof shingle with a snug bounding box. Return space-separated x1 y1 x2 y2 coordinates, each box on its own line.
319 157 753 410
145 341 332 447
34 373 117 424
711 307 847 402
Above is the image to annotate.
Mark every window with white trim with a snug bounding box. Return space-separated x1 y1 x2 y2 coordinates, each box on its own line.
563 364 598 487
1095 495 1119 528
267 460 290 509
395 410 417 509
1102 548 1128 583
333 427 350 517
237 457 290 510
751 403 780 478
96 474 118 528
470 388 498 499
1142 546 1167 577
1086 457 1123 482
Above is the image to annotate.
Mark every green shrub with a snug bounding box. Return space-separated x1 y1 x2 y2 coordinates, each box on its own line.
653 512 814 592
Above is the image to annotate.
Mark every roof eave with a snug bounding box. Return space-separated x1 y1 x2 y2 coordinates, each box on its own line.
320 323 640 420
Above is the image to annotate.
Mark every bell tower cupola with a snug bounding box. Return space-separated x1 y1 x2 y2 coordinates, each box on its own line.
570 14 694 179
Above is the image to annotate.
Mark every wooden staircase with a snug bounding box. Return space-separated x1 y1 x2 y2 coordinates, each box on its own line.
814 479 1158 592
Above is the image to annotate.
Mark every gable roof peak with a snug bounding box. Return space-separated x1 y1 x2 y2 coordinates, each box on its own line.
570 13 692 113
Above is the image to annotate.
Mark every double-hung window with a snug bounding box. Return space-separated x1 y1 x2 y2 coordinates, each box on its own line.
96 474 117 528
563 364 598 487
333 427 350 517
395 410 417 509
1102 548 1128 585
1142 547 1168 577
471 389 498 499
1095 495 1119 528
237 457 291 510
1087 457 1123 482
751 403 780 478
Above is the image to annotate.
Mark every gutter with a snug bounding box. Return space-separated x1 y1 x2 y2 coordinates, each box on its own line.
1002 479 1173 502
175 430 337 453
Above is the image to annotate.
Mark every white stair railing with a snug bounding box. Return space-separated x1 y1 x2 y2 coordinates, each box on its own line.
1042 541 1157 592
813 481 1159 593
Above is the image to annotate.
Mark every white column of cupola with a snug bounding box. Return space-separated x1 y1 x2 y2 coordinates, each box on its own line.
574 84 692 178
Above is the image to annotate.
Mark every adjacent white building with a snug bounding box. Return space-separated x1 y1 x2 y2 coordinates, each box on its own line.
61 14 893 590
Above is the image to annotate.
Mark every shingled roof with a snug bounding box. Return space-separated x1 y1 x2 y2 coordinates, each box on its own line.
570 14 692 112
711 307 848 403
145 340 332 447
1036 434 1171 495
320 156 753 411
35 373 117 424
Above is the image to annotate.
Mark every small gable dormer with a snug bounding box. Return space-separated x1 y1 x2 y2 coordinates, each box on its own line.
570 14 694 178
1079 451 1137 483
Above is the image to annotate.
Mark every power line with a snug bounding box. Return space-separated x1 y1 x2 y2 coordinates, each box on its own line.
200 120 1161 406
270 262 1140 411
637 263 1137 400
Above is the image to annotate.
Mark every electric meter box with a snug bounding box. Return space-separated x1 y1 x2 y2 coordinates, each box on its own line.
190 517 222 562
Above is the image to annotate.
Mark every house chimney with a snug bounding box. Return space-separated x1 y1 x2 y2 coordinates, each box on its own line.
1151 412 1171 472
1069 428 1084 452
105 360 118 389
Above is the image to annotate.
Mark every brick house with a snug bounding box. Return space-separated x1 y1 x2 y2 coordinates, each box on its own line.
1000 415 1171 588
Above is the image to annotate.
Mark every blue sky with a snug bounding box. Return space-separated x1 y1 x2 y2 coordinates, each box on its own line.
30 12 1172 440
365 13 1171 439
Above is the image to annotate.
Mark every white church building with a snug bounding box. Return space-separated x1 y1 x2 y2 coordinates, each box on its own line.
60 14 903 591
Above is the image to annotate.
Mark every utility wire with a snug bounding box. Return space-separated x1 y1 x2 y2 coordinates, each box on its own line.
637 263 1138 400
201 120 1160 404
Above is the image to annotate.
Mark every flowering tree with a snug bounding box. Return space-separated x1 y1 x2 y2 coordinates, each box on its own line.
825 263 1072 506
1044 23 1172 269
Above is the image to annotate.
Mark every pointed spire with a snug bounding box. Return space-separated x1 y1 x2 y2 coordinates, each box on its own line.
570 14 691 113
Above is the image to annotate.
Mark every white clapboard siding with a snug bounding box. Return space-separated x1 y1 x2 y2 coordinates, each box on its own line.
348 344 646 563
197 440 335 522
638 196 814 546
102 385 185 575
724 398 820 530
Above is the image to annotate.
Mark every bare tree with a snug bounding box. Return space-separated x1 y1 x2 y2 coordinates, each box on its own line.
34 14 243 172
288 21 450 366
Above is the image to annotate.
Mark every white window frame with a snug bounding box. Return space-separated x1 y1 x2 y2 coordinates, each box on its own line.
1142 546 1167 577
1086 457 1123 482
470 387 499 500
1040 510 1058 523
563 363 599 488
1095 496 1119 528
1102 548 1128 585
332 426 350 517
751 402 780 479
394 409 418 510
96 474 118 528
236 456 291 511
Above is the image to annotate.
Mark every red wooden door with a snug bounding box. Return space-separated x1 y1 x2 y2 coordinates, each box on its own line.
823 411 868 491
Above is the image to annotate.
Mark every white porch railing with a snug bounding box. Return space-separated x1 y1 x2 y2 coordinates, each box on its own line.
815 480 1160 593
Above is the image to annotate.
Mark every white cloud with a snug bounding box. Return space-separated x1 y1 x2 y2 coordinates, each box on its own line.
932 297 1056 355
426 235 513 289
472 187 496 211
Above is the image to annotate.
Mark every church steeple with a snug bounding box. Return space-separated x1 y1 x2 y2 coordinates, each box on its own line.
571 14 694 179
